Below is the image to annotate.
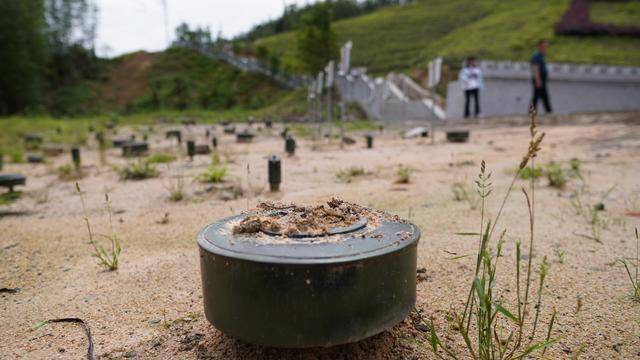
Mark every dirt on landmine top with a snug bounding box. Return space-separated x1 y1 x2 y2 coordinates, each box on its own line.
232 198 384 237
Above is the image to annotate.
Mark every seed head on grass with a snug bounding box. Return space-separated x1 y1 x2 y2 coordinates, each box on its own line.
75 182 122 271
164 165 186 202
425 106 555 359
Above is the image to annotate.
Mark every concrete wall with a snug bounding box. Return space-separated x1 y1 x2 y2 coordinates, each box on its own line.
446 61 640 119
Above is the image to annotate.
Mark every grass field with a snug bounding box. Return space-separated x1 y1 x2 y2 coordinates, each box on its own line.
590 0 640 27
255 0 640 74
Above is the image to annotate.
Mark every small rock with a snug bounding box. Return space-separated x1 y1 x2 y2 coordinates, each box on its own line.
342 136 356 145
124 350 137 358
148 318 161 324
415 323 429 332
179 333 204 351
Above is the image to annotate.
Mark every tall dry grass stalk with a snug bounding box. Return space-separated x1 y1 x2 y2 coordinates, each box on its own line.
426 107 556 359
76 183 122 271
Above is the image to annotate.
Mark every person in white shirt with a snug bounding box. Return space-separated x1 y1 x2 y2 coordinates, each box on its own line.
459 56 482 118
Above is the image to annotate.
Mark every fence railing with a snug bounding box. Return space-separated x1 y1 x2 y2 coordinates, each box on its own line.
335 68 445 122
181 42 445 122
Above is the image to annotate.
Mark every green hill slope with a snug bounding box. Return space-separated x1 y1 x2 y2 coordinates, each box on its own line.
105 47 288 112
255 0 640 74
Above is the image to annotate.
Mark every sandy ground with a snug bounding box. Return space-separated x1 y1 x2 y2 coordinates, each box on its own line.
1 113 639 359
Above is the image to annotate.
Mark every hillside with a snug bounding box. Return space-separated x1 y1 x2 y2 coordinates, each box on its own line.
93 47 289 113
254 0 640 74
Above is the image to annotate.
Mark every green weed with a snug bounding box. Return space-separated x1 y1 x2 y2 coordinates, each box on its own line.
424 108 556 359
451 181 480 210
395 165 412 184
118 161 159 180
200 164 227 183
618 228 639 301
58 163 83 181
569 184 615 243
335 167 366 183
518 166 542 180
147 152 176 164
545 162 567 188
0 191 22 206
164 166 186 202
554 248 566 264
76 183 122 271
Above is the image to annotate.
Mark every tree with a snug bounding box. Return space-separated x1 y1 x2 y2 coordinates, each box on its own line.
0 0 47 115
173 22 212 49
255 45 269 62
45 0 98 54
295 3 339 75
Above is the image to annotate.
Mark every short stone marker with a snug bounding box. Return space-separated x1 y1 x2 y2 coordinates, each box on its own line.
446 130 470 143
122 141 149 157
42 144 65 156
0 174 26 193
112 138 129 148
166 130 182 144
24 133 43 150
23 133 43 144
187 140 196 160
195 144 211 155
71 146 81 169
343 136 356 145
268 155 281 192
236 130 254 143
404 127 429 139
27 154 44 164
285 136 296 156
365 134 373 149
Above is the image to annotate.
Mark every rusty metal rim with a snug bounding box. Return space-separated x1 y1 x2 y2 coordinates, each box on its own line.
197 213 420 265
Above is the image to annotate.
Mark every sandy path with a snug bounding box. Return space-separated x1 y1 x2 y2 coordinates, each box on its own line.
1 115 639 359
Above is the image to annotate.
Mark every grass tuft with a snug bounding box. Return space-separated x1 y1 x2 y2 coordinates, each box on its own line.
451 181 480 210
335 166 366 183
425 106 555 359
618 228 640 301
164 166 186 202
118 161 159 180
147 152 176 164
58 163 84 181
75 183 122 271
395 165 412 184
545 162 567 188
200 164 227 183
0 191 22 206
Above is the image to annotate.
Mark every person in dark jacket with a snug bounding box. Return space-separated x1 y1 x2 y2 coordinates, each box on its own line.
531 39 552 113
459 56 482 118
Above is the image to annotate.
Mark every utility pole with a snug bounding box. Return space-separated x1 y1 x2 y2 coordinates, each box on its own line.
161 0 170 47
